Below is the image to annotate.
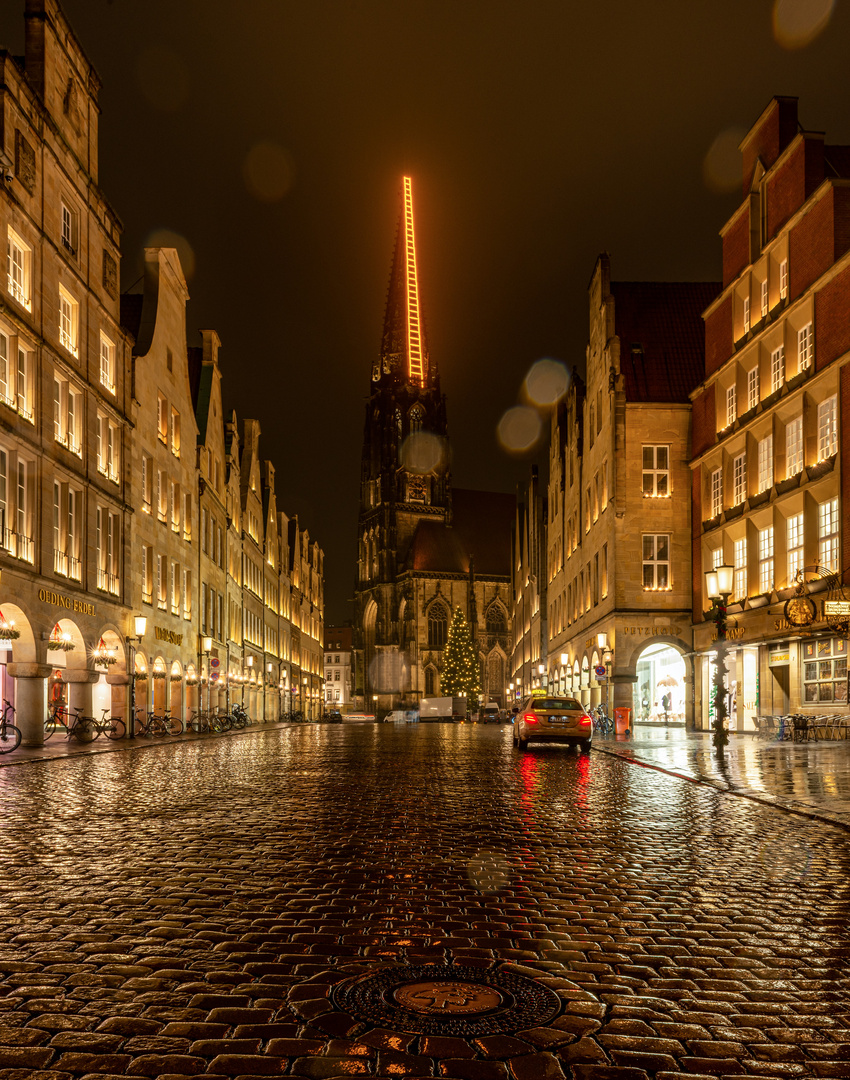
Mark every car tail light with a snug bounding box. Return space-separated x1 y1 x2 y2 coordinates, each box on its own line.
522 712 539 724
579 714 592 726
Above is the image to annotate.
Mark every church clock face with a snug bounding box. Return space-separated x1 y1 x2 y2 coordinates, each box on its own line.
407 475 427 503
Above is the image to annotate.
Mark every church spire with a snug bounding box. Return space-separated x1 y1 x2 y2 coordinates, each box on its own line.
379 176 429 388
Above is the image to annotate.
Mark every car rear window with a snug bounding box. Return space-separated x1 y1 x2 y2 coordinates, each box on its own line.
532 699 583 711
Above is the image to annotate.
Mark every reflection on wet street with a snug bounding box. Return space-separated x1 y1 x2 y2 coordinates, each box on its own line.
0 722 847 1077
598 726 850 828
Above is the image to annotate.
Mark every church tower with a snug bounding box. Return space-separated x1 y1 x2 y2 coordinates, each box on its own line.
354 177 451 706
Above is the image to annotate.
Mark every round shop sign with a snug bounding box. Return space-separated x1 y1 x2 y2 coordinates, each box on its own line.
594 665 607 677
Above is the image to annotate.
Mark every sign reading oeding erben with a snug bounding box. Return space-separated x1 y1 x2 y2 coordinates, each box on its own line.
37 588 95 617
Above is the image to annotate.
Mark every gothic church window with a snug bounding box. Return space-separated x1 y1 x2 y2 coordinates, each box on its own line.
425 666 436 696
485 604 507 635
428 602 449 648
410 404 424 433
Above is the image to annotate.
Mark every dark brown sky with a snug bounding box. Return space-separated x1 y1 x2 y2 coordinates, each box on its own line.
3 0 848 622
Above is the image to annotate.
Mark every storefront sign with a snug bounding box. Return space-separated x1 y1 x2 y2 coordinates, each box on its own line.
824 600 850 616
621 625 682 637
768 648 790 666
154 627 183 646
711 627 745 642
37 588 95 617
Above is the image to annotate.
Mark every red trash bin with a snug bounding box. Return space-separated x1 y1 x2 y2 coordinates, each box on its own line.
614 707 631 735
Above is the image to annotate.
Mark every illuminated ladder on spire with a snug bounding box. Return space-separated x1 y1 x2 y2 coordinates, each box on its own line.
403 176 424 388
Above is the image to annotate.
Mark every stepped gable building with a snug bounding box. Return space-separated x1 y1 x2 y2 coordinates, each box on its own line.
691 97 850 730
353 178 513 716
545 254 719 727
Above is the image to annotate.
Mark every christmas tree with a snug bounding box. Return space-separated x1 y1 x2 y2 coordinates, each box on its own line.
441 606 481 702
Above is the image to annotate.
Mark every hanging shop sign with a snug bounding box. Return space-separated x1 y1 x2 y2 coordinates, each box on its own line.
824 600 850 616
37 589 95 617
783 594 817 628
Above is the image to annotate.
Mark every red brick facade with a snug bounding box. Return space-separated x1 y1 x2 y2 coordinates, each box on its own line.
766 139 807 241
844 365 850 575
815 261 850 372
789 188 834 301
741 97 798 195
704 296 733 376
722 207 750 288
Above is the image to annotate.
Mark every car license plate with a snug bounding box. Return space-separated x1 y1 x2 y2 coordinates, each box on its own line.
548 716 567 724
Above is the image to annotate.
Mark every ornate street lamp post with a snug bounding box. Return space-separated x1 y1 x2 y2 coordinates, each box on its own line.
705 564 735 749
201 636 212 714
127 615 147 740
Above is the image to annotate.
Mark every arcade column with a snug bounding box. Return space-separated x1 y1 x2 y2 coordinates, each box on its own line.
6 663 52 746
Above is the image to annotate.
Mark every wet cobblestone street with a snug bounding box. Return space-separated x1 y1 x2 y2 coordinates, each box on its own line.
0 722 848 1079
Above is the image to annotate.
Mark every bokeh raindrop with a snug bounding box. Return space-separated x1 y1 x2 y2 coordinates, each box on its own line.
400 431 445 474
524 358 569 407
703 128 747 194
773 0 834 48
497 406 542 455
144 228 196 281
466 851 510 893
243 141 296 203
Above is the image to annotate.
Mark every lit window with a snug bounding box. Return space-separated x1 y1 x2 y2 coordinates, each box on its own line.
770 346 784 393
779 259 788 299
726 385 737 428
142 544 153 604
67 490 80 580
733 537 747 600
758 526 774 594
757 435 773 492
171 407 181 457
797 323 813 371
818 498 839 572
100 333 115 393
642 534 670 590
60 201 78 257
171 481 181 533
15 347 33 423
7 228 31 311
96 414 119 483
760 279 769 318
157 394 167 443
58 285 79 357
96 508 120 594
787 512 804 586
157 469 167 522
0 332 10 407
786 417 803 477
710 467 722 518
733 452 746 506
53 375 82 455
817 396 837 460
743 296 750 334
642 445 669 497
141 455 152 512
803 637 847 705
747 367 759 411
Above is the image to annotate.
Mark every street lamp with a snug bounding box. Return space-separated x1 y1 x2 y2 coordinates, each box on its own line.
127 615 147 740
201 636 212 714
705 563 735 749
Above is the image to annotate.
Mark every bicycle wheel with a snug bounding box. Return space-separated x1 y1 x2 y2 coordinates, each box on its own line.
71 717 97 743
104 717 125 740
166 716 184 736
150 716 168 737
0 722 21 753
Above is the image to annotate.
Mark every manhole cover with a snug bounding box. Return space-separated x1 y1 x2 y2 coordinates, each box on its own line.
393 980 503 1014
332 963 561 1036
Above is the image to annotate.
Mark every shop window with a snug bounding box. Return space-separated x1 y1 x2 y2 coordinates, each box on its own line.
803 638 847 704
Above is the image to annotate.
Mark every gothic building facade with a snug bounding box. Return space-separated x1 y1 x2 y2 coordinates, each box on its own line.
352 178 513 716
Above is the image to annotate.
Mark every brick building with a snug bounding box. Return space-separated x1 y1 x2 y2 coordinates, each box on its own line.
547 254 718 728
691 97 850 729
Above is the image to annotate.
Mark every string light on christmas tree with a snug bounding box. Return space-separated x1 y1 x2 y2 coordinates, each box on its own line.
440 607 481 703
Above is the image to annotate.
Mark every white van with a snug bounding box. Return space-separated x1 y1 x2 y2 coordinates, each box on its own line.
387 709 418 723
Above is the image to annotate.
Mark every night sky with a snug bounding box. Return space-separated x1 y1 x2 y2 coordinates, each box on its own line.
3 0 848 623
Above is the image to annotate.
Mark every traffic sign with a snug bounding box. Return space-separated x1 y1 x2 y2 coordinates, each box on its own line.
594 665 607 677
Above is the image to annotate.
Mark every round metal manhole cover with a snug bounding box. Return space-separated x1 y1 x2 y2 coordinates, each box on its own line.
393 980 504 1015
332 964 562 1036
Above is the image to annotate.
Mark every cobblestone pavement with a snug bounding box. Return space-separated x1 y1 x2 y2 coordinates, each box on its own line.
0 722 848 1080
595 728 850 830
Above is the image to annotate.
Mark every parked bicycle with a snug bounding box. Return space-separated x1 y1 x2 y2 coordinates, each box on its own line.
0 699 22 754
592 704 614 737
93 708 125 740
44 701 71 741
134 711 172 738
